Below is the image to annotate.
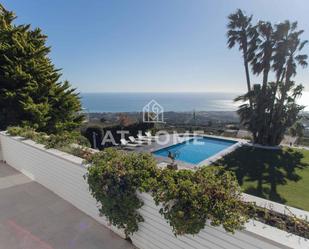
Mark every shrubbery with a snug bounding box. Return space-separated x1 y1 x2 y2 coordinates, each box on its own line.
7 126 90 158
85 148 248 237
85 148 309 239
7 126 47 143
152 166 248 235
86 149 158 236
6 127 309 239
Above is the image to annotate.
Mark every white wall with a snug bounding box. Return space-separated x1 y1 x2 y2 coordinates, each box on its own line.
0 133 124 238
0 136 3 162
1 132 308 249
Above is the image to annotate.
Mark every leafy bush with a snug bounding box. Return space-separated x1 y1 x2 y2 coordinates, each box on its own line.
152 166 248 235
6 127 309 238
85 149 158 236
7 126 47 144
44 131 90 149
85 149 247 237
7 126 90 157
60 146 94 161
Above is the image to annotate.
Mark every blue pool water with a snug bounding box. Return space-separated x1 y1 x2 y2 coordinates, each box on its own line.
153 137 237 165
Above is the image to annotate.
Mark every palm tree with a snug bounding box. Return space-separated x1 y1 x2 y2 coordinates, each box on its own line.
250 21 274 89
272 21 291 85
268 22 302 138
227 9 255 95
227 10 307 146
270 23 308 144
271 21 307 98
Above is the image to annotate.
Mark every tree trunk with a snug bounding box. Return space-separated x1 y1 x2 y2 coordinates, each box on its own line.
244 58 251 93
242 45 252 108
267 69 285 145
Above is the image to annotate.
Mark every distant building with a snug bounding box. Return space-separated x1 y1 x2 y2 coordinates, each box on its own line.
236 130 252 139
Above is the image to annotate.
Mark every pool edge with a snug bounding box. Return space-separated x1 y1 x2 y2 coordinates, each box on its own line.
152 134 247 168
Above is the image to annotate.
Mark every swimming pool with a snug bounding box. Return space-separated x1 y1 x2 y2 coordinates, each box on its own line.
153 136 237 165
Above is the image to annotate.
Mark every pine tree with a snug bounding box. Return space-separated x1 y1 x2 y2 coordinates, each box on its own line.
0 4 83 133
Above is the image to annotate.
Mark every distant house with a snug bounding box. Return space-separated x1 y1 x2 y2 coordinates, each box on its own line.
225 124 239 130
236 130 252 139
281 135 298 146
223 129 238 137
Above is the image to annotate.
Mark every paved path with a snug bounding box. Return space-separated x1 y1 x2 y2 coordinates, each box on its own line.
0 163 135 249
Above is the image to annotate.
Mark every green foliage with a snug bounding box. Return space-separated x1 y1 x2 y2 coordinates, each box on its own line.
289 122 304 138
86 149 158 237
7 126 90 157
44 131 90 149
152 166 248 235
216 146 309 211
60 146 94 161
227 10 308 146
7 127 309 238
7 126 47 143
0 4 83 133
227 9 255 96
85 149 247 237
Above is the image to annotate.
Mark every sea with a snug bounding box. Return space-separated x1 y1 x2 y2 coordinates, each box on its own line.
80 92 309 113
80 92 239 113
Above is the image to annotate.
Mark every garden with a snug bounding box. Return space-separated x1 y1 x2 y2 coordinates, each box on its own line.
1 4 309 247
5 126 309 241
215 146 309 211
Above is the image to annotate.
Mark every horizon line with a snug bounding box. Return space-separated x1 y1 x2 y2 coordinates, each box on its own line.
79 91 242 94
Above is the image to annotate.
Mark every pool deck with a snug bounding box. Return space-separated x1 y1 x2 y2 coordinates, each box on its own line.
126 133 247 169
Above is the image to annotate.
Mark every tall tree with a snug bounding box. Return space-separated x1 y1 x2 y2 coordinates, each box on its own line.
227 9 256 96
0 4 83 133
251 22 274 89
228 10 307 146
270 22 308 144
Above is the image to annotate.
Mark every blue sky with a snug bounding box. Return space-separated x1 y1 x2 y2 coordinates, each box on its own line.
2 0 309 93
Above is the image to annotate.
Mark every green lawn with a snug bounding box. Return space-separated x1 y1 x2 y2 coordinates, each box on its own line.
215 146 309 211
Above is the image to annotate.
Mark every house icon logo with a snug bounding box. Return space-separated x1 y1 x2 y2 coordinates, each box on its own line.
143 100 164 123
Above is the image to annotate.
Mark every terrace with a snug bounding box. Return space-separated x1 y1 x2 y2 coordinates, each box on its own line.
1 130 309 248
0 162 133 249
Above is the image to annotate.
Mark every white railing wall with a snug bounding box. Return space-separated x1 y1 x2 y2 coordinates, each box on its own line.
0 132 308 249
0 137 3 162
